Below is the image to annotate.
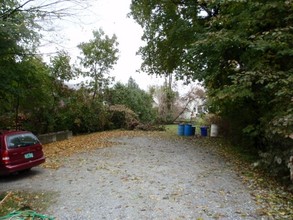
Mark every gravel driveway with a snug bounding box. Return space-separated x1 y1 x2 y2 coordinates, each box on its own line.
0 135 263 219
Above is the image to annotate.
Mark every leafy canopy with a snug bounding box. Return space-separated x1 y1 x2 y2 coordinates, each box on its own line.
106 77 156 123
130 0 293 146
78 29 119 100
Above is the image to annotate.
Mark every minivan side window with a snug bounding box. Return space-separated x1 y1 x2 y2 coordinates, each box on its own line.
6 133 40 148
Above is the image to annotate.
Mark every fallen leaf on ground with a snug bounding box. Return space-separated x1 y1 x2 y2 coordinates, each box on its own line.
41 130 153 169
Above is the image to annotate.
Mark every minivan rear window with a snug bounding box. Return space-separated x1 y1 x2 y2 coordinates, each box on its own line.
6 133 40 149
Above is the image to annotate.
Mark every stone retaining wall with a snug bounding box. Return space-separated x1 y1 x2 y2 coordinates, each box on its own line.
37 131 72 144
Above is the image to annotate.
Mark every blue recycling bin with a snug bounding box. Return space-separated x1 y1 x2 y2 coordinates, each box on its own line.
200 126 208 137
178 124 184 136
184 124 193 136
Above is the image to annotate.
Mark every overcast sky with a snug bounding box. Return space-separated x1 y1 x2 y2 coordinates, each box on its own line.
37 0 198 94
39 0 164 91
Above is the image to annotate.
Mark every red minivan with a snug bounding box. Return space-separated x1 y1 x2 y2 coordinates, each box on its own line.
0 130 45 175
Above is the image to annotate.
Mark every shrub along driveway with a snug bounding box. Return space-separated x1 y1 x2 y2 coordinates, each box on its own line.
0 131 292 219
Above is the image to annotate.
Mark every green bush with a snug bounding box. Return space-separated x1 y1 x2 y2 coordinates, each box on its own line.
108 105 139 130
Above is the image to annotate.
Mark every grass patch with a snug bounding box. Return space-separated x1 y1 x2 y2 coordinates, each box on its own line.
165 124 178 134
198 136 258 165
0 191 56 217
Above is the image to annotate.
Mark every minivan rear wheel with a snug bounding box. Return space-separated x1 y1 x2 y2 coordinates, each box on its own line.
19 168 31 174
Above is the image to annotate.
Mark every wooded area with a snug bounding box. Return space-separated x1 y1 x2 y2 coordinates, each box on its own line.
129 0 293 180
0 0 292 181
0 0 159 134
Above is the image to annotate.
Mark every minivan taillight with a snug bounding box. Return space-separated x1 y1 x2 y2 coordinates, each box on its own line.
2 150 10 164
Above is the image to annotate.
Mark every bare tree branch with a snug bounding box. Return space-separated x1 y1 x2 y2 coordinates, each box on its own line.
0 0 33 19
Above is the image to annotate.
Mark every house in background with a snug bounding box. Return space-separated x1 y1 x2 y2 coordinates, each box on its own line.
179 97 208 121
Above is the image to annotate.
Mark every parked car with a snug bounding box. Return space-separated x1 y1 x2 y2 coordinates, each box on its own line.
0 130 45 175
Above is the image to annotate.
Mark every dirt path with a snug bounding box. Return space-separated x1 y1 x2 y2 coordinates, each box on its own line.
1 135 263 219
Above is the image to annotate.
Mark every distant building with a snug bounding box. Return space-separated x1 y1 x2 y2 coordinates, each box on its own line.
179 98 207 121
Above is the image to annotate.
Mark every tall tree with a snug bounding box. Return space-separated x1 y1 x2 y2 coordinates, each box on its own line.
0 0 40 103
150 82 178 123
130 0 293 147
78 29 119 100
0 0 89 131
106 77 156 122
50 50 74 82
130 0 200 81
